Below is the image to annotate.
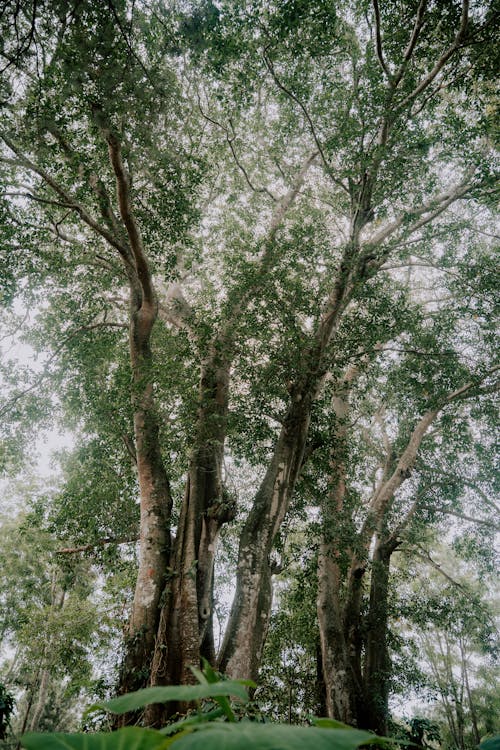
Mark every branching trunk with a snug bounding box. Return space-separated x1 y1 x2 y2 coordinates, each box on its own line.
220 243 359 682
104 131 173 700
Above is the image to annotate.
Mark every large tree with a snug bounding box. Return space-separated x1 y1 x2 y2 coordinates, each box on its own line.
0 0 498 731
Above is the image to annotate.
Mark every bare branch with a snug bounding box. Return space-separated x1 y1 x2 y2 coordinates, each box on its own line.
196 97 277 200
263 49 349 195
412 546 466 589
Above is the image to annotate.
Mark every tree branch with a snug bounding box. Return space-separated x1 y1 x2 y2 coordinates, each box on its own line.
392 0 428 88
0 132 133 265
263 49 349 195
367 174 474 249
372 0 392 80
104 130 155 307
419 503 500 531
397 0 469 110
56 535 138 555
0 322 127 419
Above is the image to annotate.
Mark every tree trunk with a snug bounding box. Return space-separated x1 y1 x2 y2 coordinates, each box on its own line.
317 367 367 725
461 638 480 745
117 300 173 698
218 397 312 680
362 538 393 734
317 542 360 724
146 356 233 723
219 239 361 682
27 669 50 733
99 131 175 704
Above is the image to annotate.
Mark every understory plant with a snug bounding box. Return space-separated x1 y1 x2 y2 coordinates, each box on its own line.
20 661 391 749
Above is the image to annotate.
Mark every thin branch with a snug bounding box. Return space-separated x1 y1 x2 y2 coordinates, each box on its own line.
0 322 127 419
56 535 138 555
412 547 466 589
368 174 474 248
4 190 74 209
443 365 499 403
418 503 500 531
263 49 349 195
196 97 277 200
417 464 500 516
392 0 428 88
397 0 469 110
121 434 137 465
372 0 392 80
1 132 133 264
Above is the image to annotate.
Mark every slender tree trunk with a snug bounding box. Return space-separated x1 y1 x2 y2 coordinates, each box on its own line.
218 397 312 680
27 670 50 733
461 638 480 745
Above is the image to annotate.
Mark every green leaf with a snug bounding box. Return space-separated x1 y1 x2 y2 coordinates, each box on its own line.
159 708 226 736
480 736 500 750
170 723 391 749
21 727 170 750
89 682 249 715
313 719 356 730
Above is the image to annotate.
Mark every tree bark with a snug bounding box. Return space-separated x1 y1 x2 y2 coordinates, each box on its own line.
362 538 394 734
104 131 173 701
218 397 312 680
146 354 234 723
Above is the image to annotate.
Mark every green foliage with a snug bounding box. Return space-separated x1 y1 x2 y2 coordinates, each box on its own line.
89 681 251 715
1 0 499 738
21 674 392 749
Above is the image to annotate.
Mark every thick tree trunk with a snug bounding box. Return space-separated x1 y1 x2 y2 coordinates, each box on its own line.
117 303 173 698
104 131 174 702
317 544 359 724
219 243 359 682
317 367 367 725
146 356 233 723
361 539 393 734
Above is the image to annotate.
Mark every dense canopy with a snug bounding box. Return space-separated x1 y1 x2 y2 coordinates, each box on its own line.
0 0 498 747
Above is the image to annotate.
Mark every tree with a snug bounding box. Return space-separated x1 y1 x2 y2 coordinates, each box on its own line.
0 0 498 731
0 506 117 744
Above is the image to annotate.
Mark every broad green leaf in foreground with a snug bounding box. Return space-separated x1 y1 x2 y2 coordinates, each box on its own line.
21 727 170 750
89 682 249 715
171 723 391 750
480 736 500 750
